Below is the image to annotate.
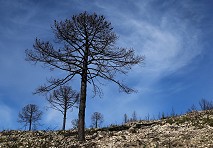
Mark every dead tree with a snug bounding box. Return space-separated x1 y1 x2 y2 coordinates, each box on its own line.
131 111 137 122
25 12 144 141
123 113 128 123
91 112 104 128
199 98 213 111
18 104 42 131
47 86 79 130
71 119 79 129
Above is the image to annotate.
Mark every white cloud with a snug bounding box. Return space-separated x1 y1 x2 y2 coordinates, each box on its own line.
44 109 61 127
0 104 13 129
112 3 203 86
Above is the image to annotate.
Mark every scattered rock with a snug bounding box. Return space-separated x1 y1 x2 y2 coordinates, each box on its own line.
128 127 136 133
0 110 213 147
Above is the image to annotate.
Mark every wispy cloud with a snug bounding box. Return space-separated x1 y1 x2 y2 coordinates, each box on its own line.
105 0 203 84
0 104 13 129
93 1 203 88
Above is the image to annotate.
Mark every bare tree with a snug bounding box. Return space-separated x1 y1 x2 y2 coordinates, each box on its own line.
131 111 137 122
25 12 143 141
91 112 104 128
170 107 176 117
47 86 79 130
123 113 128 123
145 113 150 121
199 98 213 111
161 112 166 119
71 119 79 129
187 104 197 113
18 104 42 131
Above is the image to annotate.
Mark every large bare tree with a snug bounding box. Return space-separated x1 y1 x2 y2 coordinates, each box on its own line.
18 104 42 131
26 12 144 141
47 86 79 130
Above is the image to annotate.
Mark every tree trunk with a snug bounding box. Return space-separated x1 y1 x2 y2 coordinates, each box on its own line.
29 111 32 131
95 118 98 128
29 119 32 131
78 77 87 141
78 40 89 141
62 107 67 130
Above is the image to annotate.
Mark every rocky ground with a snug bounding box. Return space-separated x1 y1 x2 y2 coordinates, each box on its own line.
0 110 213 148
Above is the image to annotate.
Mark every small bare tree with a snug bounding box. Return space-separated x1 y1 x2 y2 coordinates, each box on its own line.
199 98 213 111
71 119 79 129
131 111 137 122
145 113 150 121
26 12 143 141
91 112 104 128
18 104 42 131
170 107 176 117
123 113 128 123
47 86 79 130
187 104 197 113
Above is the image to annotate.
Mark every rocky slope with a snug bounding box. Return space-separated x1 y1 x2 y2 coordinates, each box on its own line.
0 110 213 148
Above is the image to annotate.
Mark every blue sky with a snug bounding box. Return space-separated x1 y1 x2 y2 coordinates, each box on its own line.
1 0 213 130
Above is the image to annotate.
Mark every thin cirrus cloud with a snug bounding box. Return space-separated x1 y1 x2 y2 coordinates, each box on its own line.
110 1 203 82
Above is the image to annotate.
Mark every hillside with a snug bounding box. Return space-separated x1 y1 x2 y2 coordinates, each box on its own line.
0 110 213 148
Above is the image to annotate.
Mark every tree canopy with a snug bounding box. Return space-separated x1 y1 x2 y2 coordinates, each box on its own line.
18 104 42 131
47 85 79 130
26 11 144 141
